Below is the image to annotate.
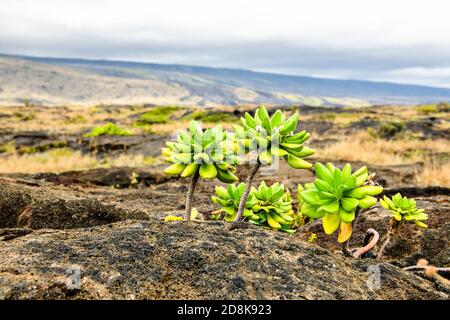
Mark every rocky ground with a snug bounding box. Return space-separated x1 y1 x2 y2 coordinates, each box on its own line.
0 161 448 299
0 104 448 299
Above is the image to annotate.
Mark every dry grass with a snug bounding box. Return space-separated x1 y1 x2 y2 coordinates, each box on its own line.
315 131 450 186
415 163 450 187
315 131 449 165
0 148 160 174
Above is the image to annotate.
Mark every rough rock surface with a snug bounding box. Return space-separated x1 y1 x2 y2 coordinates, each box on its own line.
0 171 448 300
0 182 148 229
0 220 447 300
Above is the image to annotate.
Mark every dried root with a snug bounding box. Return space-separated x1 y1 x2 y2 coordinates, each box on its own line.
404 259 450 287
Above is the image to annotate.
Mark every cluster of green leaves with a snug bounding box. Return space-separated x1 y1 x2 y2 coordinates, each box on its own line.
380 193 428 228
249 182 296 233
235 106 314 168
138 106 179 124
300 163 383 242
182 111 239 123
163 107 429 247
417 104 438 115
84 122 131 137
368 122 405 139
162 121 240 182
212 181 297 233
211 183 256 221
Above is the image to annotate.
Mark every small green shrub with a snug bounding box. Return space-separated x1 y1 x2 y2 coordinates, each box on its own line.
181 110 206 121
300 163 383 242
233 106 314 221
14 112 36 121
308 233 317 242
248 182 297 233
138 106 179 124
417 105 438 115
437 102 450 112
211 183 256 222
19 141 67 154
182 111 238 123
84 123 131 137
211 181 298 233
0 142 16 154
162 121 240 220
377 193 428 259
380 193 428 228
313 113 336 122
64 115 87 125
368 122 405 139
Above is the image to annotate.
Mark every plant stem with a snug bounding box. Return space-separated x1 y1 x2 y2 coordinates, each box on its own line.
376 218 399 260
234 160 261 222
184 170 200 221
403 266 450 272
353 228 380 259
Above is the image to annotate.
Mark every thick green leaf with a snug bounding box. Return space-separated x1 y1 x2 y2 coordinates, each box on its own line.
342 163 352 180
320 200 340 214
314 179 331 191
415 221 428 228
215 186 229 199
333 168 343 189
301 202 324 219
164 163 186 176
285 153 312 169
339 207 355 223
341 197 359 212
199 163 217 179
315 163 333 184
244 112 257 128
279 113 299 135
358 196 378 209
353 166 368 186
270 110 283 129
301 189 321 205
322 213 341 235
270 147 288 157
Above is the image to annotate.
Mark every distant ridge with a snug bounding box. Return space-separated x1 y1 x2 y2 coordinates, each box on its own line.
1 53 449 106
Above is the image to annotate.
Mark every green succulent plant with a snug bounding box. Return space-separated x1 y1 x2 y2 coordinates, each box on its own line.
211 183 257 222
380 193 428 228
162 120 240 220
248 181 297 233
376 193 428 259
300 163 383 242
235 106 314 168
233 106 314 222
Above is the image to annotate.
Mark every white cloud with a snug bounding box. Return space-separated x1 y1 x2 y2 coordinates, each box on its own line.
0 0 450 87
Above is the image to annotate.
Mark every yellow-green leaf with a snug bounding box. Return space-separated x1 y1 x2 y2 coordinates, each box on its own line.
164 215 183 222
337 222 353 243
322 213 341 235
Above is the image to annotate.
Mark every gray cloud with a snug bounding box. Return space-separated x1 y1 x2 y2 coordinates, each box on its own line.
1 0 450 88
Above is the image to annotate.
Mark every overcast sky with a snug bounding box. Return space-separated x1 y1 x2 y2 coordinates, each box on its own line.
1 0 450 88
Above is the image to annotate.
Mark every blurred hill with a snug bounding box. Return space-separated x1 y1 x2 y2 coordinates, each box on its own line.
1 54 450 107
